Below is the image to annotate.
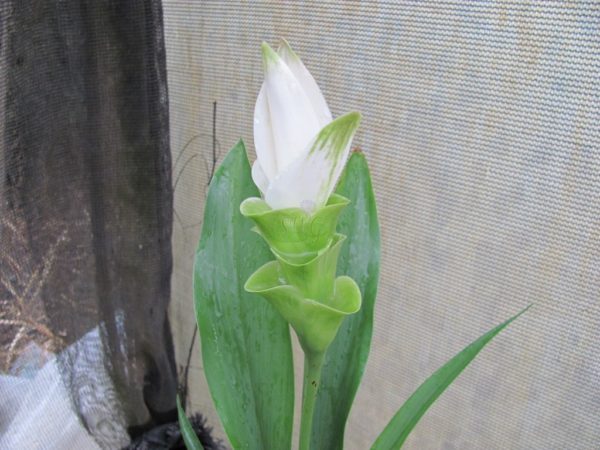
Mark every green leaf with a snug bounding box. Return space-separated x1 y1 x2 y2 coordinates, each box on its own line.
177 396 204 450
194 141 294 450
371 306 530 450
310 152 381 449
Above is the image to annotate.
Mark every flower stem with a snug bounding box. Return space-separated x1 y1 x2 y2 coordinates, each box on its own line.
299 351 325 450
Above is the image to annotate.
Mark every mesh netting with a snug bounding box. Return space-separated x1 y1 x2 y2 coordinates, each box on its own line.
1 1 177 448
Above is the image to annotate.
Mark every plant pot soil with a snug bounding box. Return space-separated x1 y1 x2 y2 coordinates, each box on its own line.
125 414 226 450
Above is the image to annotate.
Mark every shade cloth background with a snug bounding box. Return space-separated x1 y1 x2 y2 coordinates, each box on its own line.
164 1 599 449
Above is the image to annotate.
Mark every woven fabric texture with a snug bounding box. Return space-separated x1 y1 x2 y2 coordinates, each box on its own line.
164 2 599 448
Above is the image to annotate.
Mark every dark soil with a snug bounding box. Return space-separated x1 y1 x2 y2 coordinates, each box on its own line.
124 414 227 450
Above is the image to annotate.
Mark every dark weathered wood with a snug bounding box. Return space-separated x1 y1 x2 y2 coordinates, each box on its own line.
1 0 176 439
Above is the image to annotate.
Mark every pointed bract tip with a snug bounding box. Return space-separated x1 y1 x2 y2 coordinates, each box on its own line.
335 111 362 128
277 38 299 60
261 41 280 70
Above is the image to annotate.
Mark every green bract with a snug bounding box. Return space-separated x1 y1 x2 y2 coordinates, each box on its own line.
242 174 364 450
240 194 349 264
276 233 346 301
242 192 362 355
246 263 361 354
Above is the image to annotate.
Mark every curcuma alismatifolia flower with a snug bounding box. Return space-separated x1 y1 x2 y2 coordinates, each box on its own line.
242 40 362 356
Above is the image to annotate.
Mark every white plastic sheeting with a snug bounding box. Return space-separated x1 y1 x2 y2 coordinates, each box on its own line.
0 329 129 449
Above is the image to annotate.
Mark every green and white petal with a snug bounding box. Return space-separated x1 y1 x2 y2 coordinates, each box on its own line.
261 42 321 172
277 39 332 127
265 112 361 211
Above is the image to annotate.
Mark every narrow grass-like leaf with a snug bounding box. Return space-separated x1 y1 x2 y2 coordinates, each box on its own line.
194 141 294 450
310 151 381 449
371 306 530 450
177 396 204 450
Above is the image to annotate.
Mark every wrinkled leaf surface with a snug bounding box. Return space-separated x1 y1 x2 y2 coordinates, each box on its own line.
194 141 294 450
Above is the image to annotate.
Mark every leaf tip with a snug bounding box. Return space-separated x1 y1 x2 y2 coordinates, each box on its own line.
261 41 280 70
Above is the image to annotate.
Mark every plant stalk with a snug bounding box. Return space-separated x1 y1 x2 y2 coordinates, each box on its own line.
299 351 325 450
